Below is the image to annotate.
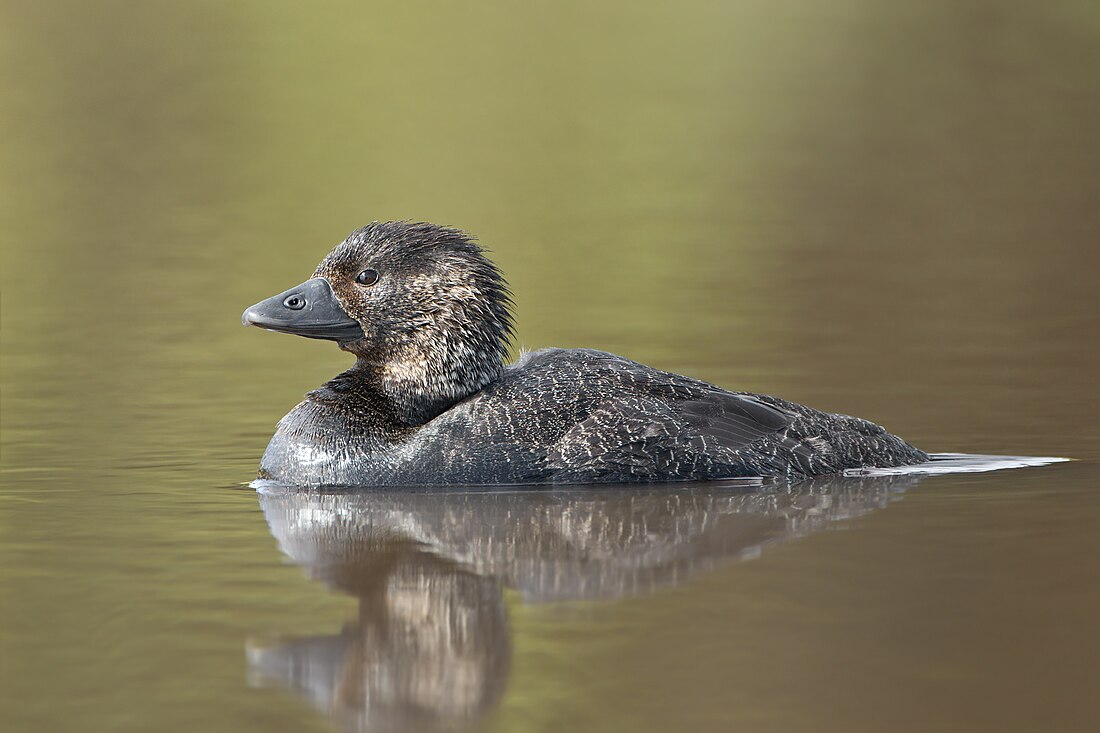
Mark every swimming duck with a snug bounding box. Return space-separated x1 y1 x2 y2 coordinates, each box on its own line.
242 221 928 486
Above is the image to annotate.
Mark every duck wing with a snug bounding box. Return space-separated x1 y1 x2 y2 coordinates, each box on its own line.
675 390 792 444
546 390 793 482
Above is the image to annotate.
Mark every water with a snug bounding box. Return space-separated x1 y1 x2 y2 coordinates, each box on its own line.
2 1 1098 731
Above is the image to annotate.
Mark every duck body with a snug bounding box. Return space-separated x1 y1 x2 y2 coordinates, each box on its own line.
245 222 928 487
259 347 927 487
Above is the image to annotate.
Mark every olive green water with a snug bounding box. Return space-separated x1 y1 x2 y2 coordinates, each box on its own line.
2 1 1099 731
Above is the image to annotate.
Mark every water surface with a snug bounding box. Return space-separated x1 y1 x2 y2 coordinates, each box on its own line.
2 1 1098 732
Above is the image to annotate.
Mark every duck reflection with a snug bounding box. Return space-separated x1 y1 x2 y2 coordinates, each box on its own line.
248 473 924 732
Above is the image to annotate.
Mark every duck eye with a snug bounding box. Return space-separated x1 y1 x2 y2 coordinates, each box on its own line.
355 269 379 286
283 295 305 310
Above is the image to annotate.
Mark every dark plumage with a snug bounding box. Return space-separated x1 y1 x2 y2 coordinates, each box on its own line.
243 222 928 487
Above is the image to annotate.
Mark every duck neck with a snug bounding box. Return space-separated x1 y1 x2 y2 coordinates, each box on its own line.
353 347 504 427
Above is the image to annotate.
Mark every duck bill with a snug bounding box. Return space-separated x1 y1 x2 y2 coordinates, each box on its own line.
242 277 364 342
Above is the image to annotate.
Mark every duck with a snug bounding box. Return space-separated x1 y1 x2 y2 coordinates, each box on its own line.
242 221 928 486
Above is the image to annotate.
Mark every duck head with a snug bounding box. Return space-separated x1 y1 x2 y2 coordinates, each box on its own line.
243 221 515 424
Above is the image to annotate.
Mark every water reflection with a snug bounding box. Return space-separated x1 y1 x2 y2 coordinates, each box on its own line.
248 473 931 732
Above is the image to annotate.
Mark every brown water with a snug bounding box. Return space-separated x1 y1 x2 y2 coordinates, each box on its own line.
2 1 1099 731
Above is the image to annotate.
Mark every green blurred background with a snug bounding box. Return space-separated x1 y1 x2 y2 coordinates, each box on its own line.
2 1 1098 732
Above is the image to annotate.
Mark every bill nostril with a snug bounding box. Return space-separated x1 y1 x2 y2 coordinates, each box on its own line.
283 295 306 310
